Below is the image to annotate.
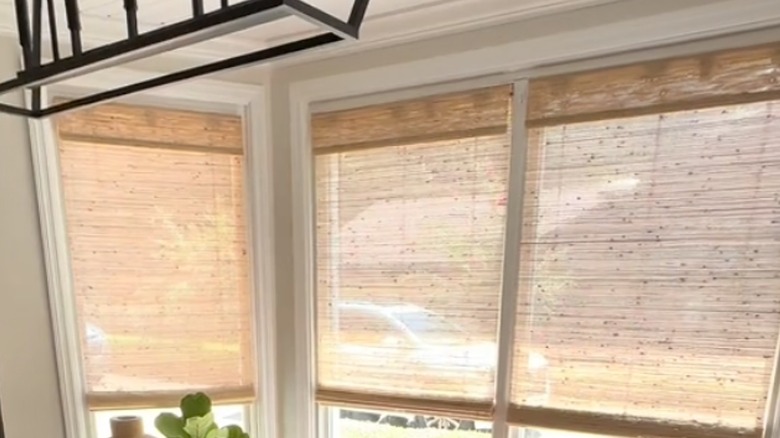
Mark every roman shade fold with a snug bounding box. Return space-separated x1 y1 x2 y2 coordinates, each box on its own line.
57 103 244 153
312 85 511 152
527 43 780 127
313 86 512 418
55 103 255 410
510 43 780 438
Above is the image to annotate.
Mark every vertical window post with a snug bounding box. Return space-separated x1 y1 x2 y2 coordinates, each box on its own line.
492 79 529 438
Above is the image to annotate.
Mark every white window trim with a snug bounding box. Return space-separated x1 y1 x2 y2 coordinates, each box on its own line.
491 79 529 438
27 69 278 438
288 1 780 438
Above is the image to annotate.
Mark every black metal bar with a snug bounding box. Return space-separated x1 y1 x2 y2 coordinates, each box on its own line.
348 0 369 28
124 0 138 38
283 0 358 40
64 0 82 54
193 0 204 16
31 87 42 112
14 0 33 68
0 101 36 117
39 32 342 117
12 0 288 89
46 0 61 60
32 0 43 67
221 0 229 8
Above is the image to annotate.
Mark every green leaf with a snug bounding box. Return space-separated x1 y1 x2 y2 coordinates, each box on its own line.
154 413 188 438
183 413 217 438
219 425 248 438
180 393 212 420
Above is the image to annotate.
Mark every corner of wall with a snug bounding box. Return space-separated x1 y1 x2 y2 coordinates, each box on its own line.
0 35 66 438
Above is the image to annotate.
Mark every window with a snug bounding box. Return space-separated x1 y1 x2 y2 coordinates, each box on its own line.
312 86 512 428
54 103 255 434
311 43 780 438
509 44 780 438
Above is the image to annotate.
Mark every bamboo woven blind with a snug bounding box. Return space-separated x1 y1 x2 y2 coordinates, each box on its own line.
511 44 780 438
55 103 255 410
526 43 780 128
312 86 512 418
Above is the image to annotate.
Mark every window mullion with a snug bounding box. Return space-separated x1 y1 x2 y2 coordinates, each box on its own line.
492 79 530 438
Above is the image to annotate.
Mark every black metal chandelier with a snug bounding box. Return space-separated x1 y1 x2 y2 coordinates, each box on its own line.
1 0 370 118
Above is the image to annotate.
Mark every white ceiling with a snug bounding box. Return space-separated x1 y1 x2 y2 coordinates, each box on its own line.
0 0 622 62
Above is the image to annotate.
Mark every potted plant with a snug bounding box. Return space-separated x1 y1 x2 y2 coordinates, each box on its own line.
155 393 248 438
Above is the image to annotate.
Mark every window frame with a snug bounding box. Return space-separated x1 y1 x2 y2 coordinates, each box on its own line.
291 32 780 438
303 76 529 438
28 68 278 438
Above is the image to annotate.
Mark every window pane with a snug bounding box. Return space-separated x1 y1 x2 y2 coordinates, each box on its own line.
316 134 510 402
512 102 780 433
332 408 491 438
56 104 255 408
93 405 246 438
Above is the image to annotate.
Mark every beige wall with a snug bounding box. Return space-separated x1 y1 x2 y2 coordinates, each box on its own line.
0 37 66 438
0 0 775 437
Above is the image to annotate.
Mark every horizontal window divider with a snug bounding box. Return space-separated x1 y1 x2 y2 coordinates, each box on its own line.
315 388 494 420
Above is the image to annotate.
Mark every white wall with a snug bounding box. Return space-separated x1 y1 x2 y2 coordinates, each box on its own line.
0 37 66 438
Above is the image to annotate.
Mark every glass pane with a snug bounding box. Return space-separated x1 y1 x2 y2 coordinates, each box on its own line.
93 405 246 438
331 407 491 438
512 102 780 431
316 134 510 401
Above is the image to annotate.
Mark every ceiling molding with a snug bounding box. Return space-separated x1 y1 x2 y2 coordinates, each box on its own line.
292 0 780 104
269 0 622 59
0 0 775 75
0 4 261 61
0 0 621 66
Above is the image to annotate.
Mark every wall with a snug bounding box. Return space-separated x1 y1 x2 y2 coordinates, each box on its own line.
0 37 66 438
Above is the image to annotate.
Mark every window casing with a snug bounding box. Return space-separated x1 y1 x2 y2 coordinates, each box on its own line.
46 100 264 437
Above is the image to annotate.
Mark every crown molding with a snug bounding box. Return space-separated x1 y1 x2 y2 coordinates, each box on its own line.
270 0 623 66
0 0 776 75
292 0 780 104
0 0 620 66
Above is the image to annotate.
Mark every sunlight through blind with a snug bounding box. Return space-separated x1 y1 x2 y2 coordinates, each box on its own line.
510 44 780 438
55 103 255 410
313 86 512 419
